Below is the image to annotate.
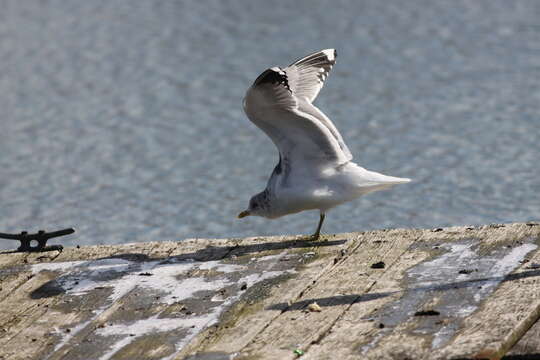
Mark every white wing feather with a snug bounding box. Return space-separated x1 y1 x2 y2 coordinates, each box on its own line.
284 48 336 103
243 49 352 172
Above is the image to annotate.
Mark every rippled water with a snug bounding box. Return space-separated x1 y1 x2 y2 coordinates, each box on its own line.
1 1 539 249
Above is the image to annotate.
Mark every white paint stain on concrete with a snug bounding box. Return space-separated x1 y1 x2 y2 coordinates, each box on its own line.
33 252 296 360
423 242 537 349
472 243 537 303
361 240 538 354
96 314 213 360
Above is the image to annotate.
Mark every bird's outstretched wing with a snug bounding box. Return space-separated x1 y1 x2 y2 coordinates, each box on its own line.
285 48 337 103
243 49 352 176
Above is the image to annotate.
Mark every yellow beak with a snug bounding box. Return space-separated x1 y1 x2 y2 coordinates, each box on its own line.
237 210 250 219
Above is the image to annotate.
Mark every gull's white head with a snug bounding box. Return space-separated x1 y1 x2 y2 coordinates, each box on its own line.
238 190 271 219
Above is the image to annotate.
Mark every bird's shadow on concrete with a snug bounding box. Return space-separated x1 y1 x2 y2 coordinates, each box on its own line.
266 269 540 311
29 237 347 299
103 237 346 264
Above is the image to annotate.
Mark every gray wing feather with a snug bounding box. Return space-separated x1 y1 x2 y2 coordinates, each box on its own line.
243 49 352 175
297 100 352 162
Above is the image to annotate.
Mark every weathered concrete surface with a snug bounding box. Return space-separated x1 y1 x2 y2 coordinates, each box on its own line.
0 223 539 360
503 313 540 360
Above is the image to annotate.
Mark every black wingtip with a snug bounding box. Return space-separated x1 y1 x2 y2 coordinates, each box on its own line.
253 68 291 92
254 69 283 86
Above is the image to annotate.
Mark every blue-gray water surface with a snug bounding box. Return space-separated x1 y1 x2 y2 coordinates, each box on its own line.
1 1 539 250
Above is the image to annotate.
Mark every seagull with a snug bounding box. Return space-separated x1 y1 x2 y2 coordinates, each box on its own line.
238 49 410 239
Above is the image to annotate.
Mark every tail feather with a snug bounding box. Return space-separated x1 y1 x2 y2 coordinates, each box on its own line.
375 175 411 184
348 165 411 196
358 167 411 185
